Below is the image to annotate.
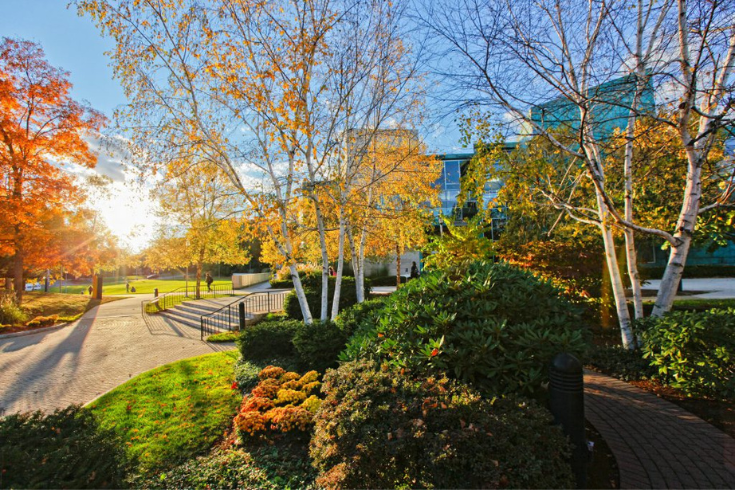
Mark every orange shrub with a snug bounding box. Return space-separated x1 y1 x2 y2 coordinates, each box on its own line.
233 366 322 441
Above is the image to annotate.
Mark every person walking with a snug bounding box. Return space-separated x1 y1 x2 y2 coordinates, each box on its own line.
88 285 93 295
205 272 214 292
410 261 420 280
125 280 130 293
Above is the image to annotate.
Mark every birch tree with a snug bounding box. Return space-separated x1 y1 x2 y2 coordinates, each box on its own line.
421 0 735 348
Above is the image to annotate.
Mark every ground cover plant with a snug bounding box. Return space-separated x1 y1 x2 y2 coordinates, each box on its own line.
0 405 129 489
343 261 587 397
88 351 241 478
206 331 239 342
311 360 575 489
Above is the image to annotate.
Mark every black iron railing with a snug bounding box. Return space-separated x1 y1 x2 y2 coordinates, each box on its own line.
141 284 235 316
200 290 288 340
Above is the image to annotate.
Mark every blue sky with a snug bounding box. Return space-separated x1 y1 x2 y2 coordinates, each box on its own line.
0 0 125 117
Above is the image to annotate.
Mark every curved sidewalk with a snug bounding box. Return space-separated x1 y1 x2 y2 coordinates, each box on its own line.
585 370 735 489
0 292 238 416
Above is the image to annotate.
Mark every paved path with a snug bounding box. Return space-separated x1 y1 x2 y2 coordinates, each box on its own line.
642 277 735 299
585 370 735 489
0 285 273 416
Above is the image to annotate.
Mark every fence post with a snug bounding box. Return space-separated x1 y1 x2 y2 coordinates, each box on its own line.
238 302 246 331
548 353 587 489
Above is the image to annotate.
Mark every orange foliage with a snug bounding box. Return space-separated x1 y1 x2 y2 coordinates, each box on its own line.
0 38 107 299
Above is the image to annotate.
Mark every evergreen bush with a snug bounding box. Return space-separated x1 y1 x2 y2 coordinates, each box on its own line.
342 261 586 397
311 361 574 489
636 308 735 399
0 406 129 488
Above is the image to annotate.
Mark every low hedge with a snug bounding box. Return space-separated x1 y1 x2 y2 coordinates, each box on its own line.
311 360 574 489
0 405 129 488
293 321 347 372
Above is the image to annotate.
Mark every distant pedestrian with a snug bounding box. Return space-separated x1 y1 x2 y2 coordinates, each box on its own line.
88 285 93 295
125 280 130 293
205 272 214 292
410 261 420 280
328 266 336 277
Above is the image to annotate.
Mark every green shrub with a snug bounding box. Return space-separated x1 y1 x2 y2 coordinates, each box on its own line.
293 321 347 372
0 405 129 489
342 261 586 397
283 275 370 320
636 309 735 399
310 361 574 490
584 346 655 381
142 448 276 490
0 299 27 326
237 319 301 361
335 297 386 337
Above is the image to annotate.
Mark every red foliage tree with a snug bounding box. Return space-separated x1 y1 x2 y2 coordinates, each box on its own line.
0 37 106 300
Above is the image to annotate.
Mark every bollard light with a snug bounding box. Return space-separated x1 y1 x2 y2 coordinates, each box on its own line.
549 352 587 489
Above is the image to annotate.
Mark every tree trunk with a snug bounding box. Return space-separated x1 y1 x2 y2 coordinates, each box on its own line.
331 209 347 320
195 249 204 299
651 157 702 316
13 247 23 303
396 243 401 288
290 263 313 323
597 192 636 349
624 99 644 320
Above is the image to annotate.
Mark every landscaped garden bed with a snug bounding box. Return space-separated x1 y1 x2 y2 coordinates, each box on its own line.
0 292 123 335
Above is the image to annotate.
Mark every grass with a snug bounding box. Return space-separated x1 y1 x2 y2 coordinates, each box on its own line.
87 350 241 477
60 277 234 295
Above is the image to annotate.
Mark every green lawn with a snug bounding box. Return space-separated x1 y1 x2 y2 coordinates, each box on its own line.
59 278 234 295
86 351 241 476
641 297 735 310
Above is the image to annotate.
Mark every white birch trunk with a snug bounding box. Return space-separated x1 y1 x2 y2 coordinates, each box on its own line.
597 193 637 349
331 208 347 320
651 158 702 316
624 91 644 320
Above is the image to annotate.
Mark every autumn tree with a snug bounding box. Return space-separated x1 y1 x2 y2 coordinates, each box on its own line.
79 0 427 322
0 37 106 301
147 158 249 298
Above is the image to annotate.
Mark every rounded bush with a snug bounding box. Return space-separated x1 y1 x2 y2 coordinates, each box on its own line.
335 297 386 336
0 405 129 488
636 308 735 399
236 319 301 361
343 261 586 396
310 361 574 489
293 320 347 372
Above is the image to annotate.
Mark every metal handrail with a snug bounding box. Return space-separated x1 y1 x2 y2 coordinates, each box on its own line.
200 289 289 340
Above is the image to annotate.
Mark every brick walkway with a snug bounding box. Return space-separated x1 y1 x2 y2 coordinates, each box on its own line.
585 370 735 489
0 294 235 416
